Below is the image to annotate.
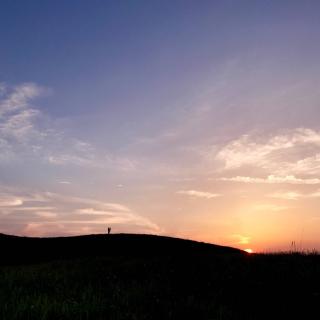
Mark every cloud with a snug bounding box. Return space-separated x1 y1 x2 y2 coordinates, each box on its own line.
216 128 320 176
58 181 71 185
252 204 289 212
0 187 160 237
267 191 303 200
309 190 320 198
268 190 320 200
0 82 137 170
34 211 57 218
0 83 43 117
177 190 221 199
104 155 138 172
1 108 40 141
0 195 23 207
0 82 71 166
45 138 104 168
219 175 320 185
0 83 45 162
48 153 98 167
230 234 251 245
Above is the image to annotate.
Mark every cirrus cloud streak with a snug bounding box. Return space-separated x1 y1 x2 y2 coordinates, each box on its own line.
216 128 320 177
177 190 221 199
0 187 160 237
218 175 320 185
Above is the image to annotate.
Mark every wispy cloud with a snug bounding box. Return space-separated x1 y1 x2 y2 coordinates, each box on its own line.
0 195 23 207
230 234 251 245
0 82 140 171
177 190 221 199
57 181 71 185
219 175 320 185
252 204 290 212
0 83 45 162
216 128 320 176
268 190 320 200
0 83 61 163
267 191 303 200
0 187 160 237
0 82 43 117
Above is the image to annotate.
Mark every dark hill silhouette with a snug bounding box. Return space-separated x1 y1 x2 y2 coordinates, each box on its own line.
0 233 243 265
0 233 319 319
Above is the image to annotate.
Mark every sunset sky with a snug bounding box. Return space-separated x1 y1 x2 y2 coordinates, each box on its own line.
1 1 320 251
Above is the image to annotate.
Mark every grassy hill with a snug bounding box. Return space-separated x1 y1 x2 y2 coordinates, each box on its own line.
0 233 319 319
0 233 242 265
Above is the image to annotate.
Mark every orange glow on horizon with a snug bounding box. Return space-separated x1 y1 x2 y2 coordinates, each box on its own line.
244 248 253 254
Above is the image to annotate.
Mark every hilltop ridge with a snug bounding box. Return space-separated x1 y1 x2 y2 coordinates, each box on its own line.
0 233 243 265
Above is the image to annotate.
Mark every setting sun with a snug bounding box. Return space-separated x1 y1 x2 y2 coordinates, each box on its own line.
244 249 253 254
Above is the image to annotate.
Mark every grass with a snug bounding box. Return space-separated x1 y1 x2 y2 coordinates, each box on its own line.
0 234 319 319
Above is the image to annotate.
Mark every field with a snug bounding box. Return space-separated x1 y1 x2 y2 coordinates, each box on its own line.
0 234 319 319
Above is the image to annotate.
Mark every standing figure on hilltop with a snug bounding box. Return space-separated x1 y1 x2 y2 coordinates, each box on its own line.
107 227 111 235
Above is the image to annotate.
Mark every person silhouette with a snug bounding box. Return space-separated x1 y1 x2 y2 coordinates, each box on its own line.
107 227 111 235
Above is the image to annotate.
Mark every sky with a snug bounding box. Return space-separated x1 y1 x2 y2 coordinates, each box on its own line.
1 0 320 252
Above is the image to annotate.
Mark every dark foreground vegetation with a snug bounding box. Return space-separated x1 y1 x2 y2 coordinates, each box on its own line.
0 233 319 319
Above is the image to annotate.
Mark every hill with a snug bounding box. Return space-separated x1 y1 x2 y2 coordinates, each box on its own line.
0 233 242 265
0 233 319 319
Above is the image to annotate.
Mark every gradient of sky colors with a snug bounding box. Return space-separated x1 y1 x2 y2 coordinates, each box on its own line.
1 1 320 251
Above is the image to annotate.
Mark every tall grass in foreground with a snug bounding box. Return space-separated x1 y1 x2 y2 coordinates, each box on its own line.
0 252 319 320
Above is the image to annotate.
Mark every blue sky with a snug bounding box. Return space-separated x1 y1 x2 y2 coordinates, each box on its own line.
1 1 320 251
